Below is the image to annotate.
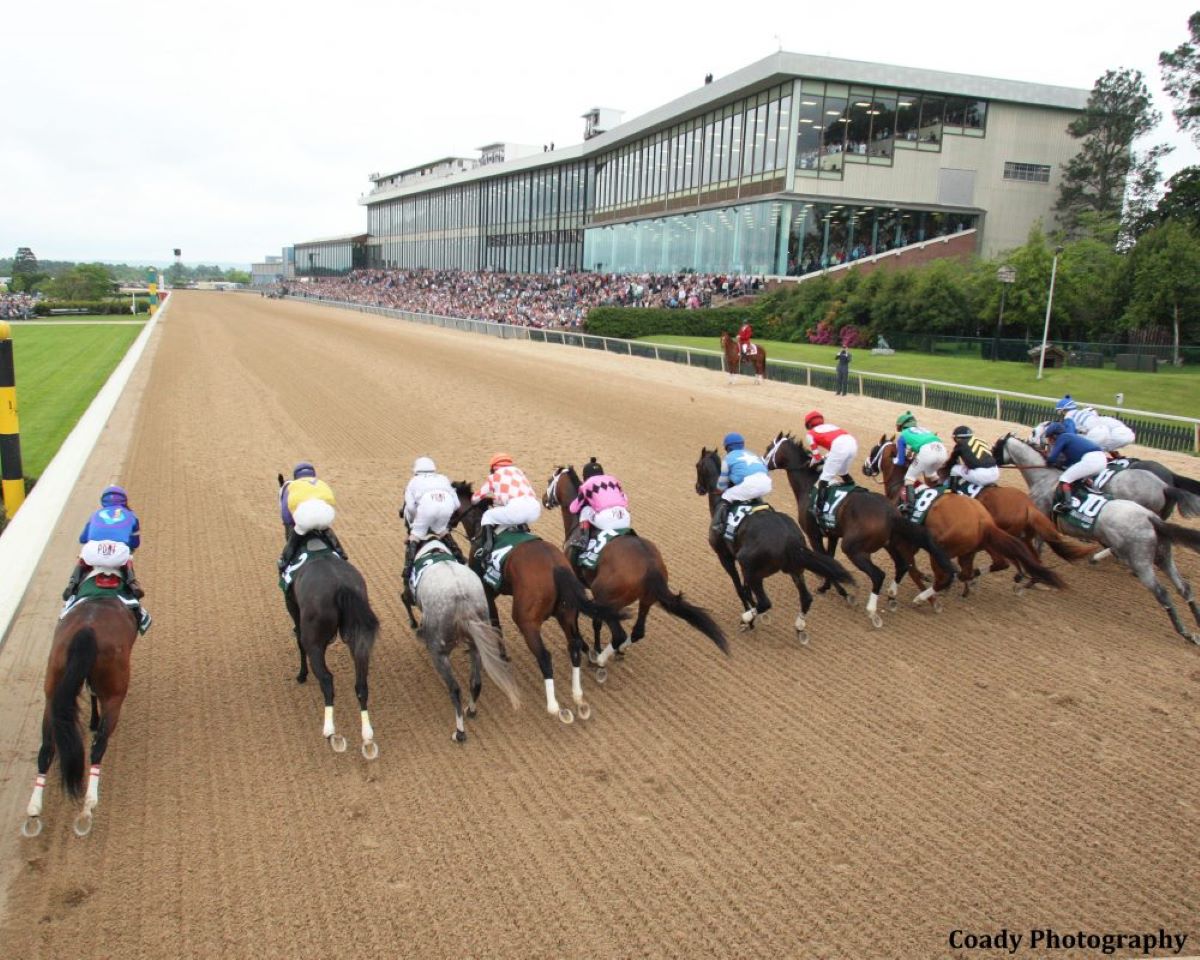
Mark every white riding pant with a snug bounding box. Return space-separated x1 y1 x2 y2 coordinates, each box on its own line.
293 499 335 534
481 495 541 529
1085 418 1135 452
721 471 772 502
1060 451 1108 485
816 434 858 484
590 505 631 531
80 540 131 569
904 442 948 485
950 464 1000 486
408 489 456 538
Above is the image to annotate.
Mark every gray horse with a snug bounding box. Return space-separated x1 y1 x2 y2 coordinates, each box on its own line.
408 542 520 742
996 435 1200 644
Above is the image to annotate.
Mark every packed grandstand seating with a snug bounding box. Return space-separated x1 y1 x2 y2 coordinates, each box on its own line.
0 293 38 319
275 269 764 328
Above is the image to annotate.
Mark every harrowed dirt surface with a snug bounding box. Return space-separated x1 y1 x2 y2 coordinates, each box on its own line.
0 292 1197 960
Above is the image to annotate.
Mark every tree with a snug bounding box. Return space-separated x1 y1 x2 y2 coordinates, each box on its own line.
9 247 47 293
225 269 251 285
49 263 116 300
1160 11 1200 143
1152 165 1200 229
1055 69 1170 241
1122 220 1200 364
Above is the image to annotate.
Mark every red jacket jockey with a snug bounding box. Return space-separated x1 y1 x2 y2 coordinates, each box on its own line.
738 322 753 356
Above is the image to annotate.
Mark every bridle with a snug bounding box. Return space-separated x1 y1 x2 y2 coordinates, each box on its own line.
543 467 571 509
862 440 894 484
763 435 787 470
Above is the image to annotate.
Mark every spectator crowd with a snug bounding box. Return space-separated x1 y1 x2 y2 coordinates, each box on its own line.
276 269 764 328
0 293 38 320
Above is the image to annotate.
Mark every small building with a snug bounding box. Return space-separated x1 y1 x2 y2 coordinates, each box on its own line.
1028 345 1066 368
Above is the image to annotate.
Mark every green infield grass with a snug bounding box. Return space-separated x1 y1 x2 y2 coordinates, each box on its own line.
8 323 144 478
637 335 1200 420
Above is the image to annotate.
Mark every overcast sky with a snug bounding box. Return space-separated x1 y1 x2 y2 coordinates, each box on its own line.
3 0 1196 266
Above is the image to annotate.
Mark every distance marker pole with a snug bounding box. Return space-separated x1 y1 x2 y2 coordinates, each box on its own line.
0 321 26 515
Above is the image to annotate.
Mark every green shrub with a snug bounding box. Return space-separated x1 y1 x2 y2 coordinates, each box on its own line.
34 299 151 316
583 306 760 339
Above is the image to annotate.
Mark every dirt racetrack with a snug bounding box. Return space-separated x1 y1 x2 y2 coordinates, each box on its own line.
0 291 1197 959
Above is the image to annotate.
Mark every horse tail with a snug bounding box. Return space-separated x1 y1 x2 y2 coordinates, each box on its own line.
1163 484 1200 520
782 534 853 585
1027 509 1098 562
459 614 521 708
1149 515 1200 555
334 585 379 656
893 518 959 578
1170 471 1200 498
551 566 625 627
981 524 1066 589
51 627 97 799
644 568 729 655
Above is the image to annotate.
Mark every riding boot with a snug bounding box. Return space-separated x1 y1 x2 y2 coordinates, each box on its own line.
710 499 731 537
439 533 466 564
124 561 145 599
840 474 854 486
324 528 349 561
815 480 829 518
401 539 419 604
901 484 916 515
278 528 302 572
566 523 589 568
62 561 86 602
1053 481 1074 514
477 524 495 560
948 475 959 494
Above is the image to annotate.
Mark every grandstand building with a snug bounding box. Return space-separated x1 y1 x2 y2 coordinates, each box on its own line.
310 52 1090 277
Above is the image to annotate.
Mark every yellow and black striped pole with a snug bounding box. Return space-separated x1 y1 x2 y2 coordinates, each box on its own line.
0 321 26 515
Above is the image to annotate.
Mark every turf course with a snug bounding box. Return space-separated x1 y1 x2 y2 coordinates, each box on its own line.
8 323 144 478
638 334 1200 419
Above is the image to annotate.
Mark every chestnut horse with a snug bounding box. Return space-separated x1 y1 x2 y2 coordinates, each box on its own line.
720 331 766 383
451 481 622 724
23 598 137 838
863 437 1066 603
544 466 729 664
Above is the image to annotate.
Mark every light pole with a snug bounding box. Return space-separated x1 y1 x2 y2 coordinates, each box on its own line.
1035 246 1063 381
992 265 1016 361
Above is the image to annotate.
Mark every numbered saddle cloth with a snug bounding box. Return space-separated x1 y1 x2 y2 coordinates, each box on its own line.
906 485 947 526
1059 489 1111 535
480 529 539 590
807 482 863 533
1085 458 1134 494
946 480 989 500
279 538 339 593
724 500 771 543
60 571 145 630
580 527 632 571
410 542 457 593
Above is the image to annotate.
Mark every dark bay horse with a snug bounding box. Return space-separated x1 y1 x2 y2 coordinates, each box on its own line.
695 448 853 642
24 598 137 838
544 466 729 664
763 432 957 628
451 481 622 724
720 331 766 383
864 437 1065 602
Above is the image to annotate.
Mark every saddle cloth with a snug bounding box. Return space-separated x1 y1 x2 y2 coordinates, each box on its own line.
1059 489 1110 535
580 527 632 571
1085 458 1134 494
410 541 457 592
907 485 947 526
724 500 771 543
807 482 863 533
480 529 539 590
278 538 339 593
740 344 759 357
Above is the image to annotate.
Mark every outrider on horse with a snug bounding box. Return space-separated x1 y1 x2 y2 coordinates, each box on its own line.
720 330 766 383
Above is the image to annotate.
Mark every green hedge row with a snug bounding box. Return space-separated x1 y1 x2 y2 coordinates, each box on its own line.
584 306 761 339
34 299 152 316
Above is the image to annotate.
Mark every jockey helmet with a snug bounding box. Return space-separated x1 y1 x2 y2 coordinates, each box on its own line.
292 461 316 479
1055 395 1077 412
99 485 128 507
723 432 745 451
489 453 514 472
896 412 917 430
952 425 973 441
582 457 604 480
804 410 824 430
413 456 436 474
1044 422 1066 439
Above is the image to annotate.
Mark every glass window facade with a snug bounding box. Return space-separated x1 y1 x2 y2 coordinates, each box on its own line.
294 238 365 277
1002 162 1051 183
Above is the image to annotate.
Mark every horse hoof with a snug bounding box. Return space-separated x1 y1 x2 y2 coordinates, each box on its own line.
452 730 466 744
558 707 574 725
1012 584 1026 597
329 734 347 753
887 598 898 612
931 597 944 614
72 811 93 838
594 667 608 685
614 649 626 661
577 702 591 721
796 629 809 646
587 648 600 665
869 612 883 629
740 609 756 625
20 817 42 838
296 673 307 684
844 594 857 608
361 740 379 761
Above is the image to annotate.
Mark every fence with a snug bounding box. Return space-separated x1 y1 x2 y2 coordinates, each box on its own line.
287 295 1200 454
879 331 1200 366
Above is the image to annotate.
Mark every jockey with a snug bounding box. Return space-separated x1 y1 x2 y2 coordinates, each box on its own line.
945 425 999 492
803 411 857 516
893 412 948 513
566 457 631 565
401 456 466 596
1044 422 1107 513
711 432 772 535
278 461 347 572
1056 395 1135 453
473 453 541 557
737 320 753 357
63 485 150 632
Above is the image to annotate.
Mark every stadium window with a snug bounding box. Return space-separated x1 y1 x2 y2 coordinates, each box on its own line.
1003 162 1051 183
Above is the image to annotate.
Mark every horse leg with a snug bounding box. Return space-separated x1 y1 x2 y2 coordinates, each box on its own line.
713 545 754 618
815 532 849 598
485 588 509 660
23 707 54 836
73 693 125 836
306 629 345 752
557 611 591 720
788 572 812 642
846 547 886 627
432 648 467 743
1156 543 1200 634
740 557 772 622
884 545 907 610
1132 557 1198 644
959 551 979 597
630 598 652 644
519 619 572 723
351 641 376 759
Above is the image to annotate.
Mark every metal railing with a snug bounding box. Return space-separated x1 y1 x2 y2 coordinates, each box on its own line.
286 295 1200 453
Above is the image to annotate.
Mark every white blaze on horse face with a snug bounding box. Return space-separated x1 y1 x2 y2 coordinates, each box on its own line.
543 679 559 714
84 765 101 812
26 773 46 817
323 705 336 738
360 710 374 744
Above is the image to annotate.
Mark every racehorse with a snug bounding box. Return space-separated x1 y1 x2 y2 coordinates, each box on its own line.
544 466 729 664
451 481 622 724
278 476 380 759
763 432 957 627
23 598 137 838
995 435 1200 643
406 542 520 742
864 437 1066 601
720 331 766 383
695 448 853 642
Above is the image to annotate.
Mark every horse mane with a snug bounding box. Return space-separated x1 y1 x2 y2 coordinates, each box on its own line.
452 480 474 496
565 466 582 488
